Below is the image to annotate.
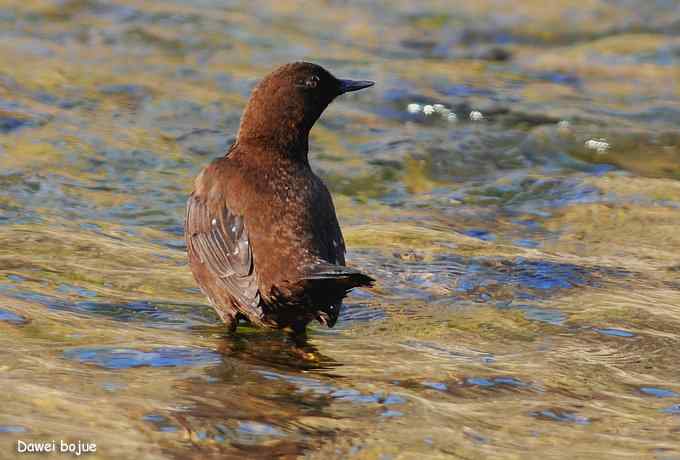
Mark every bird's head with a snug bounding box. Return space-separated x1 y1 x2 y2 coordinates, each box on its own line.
237 62 374 153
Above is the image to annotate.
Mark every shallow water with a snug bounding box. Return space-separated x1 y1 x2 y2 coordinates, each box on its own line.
1 1 680 459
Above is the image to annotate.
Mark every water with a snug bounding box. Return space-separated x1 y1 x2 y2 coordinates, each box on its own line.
1 1 680 458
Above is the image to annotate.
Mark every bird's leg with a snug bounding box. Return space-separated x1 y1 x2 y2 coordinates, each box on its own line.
230 312 249 333
286 322 325 362
216 309 239 333
226 316 238 333
287 321 308 347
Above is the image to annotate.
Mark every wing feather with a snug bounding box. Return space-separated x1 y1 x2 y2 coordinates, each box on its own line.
185 194 261 319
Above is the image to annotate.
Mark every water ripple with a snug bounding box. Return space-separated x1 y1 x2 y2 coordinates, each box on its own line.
64 347 222 369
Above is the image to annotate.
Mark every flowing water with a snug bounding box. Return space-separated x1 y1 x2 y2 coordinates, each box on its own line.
1 1 680 458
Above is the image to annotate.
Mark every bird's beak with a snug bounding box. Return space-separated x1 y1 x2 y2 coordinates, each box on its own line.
337 79 375 94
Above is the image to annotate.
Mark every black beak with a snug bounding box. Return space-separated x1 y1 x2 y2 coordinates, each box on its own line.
338 79 375 94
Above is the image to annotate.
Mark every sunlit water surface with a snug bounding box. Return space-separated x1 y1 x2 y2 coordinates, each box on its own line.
1 1 680 459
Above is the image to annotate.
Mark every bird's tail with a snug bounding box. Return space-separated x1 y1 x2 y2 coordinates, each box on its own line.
302 263 375 291
292 263 374 329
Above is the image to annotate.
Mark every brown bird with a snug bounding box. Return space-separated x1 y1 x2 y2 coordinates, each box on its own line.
185 62 375 335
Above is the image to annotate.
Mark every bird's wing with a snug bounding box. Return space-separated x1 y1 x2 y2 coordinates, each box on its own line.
319 188 346 267
329 220 346 266
185 193 262 320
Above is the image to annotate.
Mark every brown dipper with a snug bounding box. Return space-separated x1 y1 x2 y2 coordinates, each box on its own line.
185 62 375 334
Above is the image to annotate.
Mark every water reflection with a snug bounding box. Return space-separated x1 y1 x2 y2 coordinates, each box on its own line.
215 332 339 371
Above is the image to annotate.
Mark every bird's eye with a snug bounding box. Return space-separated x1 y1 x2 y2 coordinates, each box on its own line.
304 75 320 89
